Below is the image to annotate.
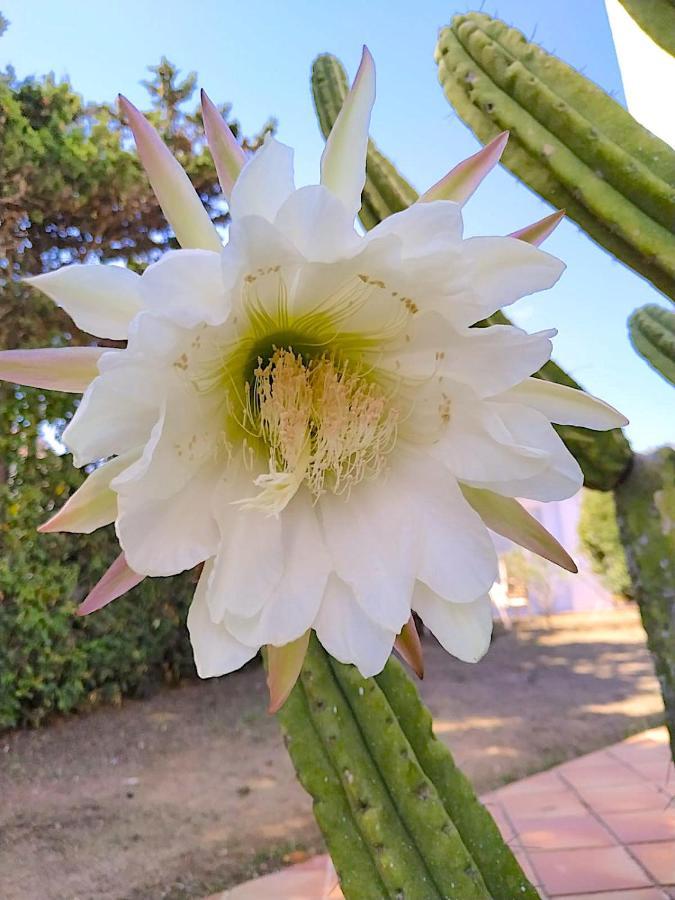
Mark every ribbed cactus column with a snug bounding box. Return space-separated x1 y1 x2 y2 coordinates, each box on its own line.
434 13 675 301
310 53 632 492
614 448 675 761
277 636 539 898
628 305 675 386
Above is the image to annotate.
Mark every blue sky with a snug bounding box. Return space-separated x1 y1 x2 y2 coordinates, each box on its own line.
2 0 672 451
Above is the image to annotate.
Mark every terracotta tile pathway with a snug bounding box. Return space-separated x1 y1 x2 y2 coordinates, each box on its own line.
218 727 674 899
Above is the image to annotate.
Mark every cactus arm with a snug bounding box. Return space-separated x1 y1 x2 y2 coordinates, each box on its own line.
614 448 675 761
376 657 540 900
435 14 675 301
328 655 491 898
629 304 675 385
276 676 388 898
617 0 675 57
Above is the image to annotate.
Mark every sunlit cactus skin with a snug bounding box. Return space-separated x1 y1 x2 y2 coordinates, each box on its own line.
278 637 538 899
312 54 417 229
618 0 675 56
628 304 675 386
311 53 632 491
434 13 675 301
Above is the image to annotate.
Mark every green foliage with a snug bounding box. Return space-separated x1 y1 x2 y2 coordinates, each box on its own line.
310 52 632 491
578 490 632 598
434 12 675 301
618 0 675 56
629 304 675 386
0 40 272 727
278 638 537 899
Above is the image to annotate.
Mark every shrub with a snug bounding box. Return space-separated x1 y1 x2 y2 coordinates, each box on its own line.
578 489 633 599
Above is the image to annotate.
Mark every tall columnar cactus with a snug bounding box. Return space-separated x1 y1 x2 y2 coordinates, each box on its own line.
628 304 675 386
618 0 675 56
615 448 675 760
310 53 632 492
434 13 675 302
278 637 539 899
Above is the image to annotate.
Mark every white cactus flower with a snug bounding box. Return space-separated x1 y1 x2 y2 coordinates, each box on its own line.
0 49 627 709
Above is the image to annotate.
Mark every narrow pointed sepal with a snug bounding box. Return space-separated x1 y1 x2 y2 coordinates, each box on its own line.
267 631 311 714
509 209 566 246
320 46 376 217
394 616 425 679
0 347 104 393
460 484 578 573
77 553 144 616
201 90 246 200
419 131 509 206
118 95 222 252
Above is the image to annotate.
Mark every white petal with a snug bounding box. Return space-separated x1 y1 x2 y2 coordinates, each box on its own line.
187 560 259 678
414 584 493 663
320 46 375 217
39 452 136 534
0 347 104 393
63 363 165 467
140 249 228 328
274 185 361 262
464 403 583 501
314 575 396 678
319 481 416 633
229 138 295 222
367 199 463 259
462 236 565 321
224 497 331 647
396 452 498 602
115 463 220 576
26 265 142 339
498 378 628 429
119 96 222 252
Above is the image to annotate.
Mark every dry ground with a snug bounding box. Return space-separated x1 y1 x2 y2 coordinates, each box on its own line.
0 607 664 900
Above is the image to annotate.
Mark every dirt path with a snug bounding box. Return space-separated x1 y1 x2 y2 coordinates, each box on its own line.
0 608 663 900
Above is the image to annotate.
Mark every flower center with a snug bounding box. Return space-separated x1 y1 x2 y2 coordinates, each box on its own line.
239 347 398 514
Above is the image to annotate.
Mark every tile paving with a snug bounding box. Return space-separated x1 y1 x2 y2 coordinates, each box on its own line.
219 727 674 899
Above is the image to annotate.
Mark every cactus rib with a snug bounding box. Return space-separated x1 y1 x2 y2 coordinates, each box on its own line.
376 658 540 899
435 13 675 301
278 636 536 898
628 304 675 385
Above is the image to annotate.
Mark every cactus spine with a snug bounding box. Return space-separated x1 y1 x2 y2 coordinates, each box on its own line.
310 53 632 491
628 304 675 386
278 636 538 898
615 448 675 761
434 13 675 301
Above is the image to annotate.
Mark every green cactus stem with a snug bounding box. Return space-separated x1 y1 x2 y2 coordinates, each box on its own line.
310 53 632 490
277 636 537 898
434 13 675 301
628 304 675 385
617 0 675 57
615 448 675 761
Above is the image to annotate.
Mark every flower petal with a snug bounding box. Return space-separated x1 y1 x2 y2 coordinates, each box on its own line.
201 89 246 199
266 631 310 713
459 483 577 573
320 46 375 217
0 347 104 393
119 96 222 252
499 378 628 429
394 617 424 679
274 185 360 262
39 452 136 534
25 265 142 339
314 575 396 678
419 132 508 206
414 584 493 664
139 249 229 327
462 236 565 321
187 560 259 678
77 552 144 616
229 138 295 222
509 210 565 247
